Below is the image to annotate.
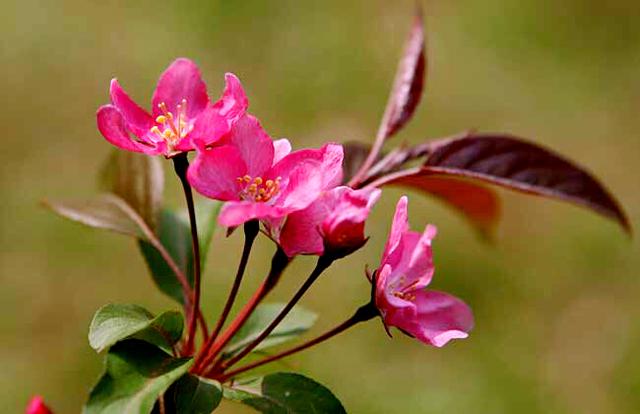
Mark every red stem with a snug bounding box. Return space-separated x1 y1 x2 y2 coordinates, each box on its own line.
195 221 259 367
193 248 290 374
215 255 334 373
219 303 378 381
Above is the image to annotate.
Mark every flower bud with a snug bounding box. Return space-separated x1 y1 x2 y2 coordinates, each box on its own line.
26 396 53 414
279 186 381 257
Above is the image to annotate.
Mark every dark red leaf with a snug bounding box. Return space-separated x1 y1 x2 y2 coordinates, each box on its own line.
420 134 630 232
377 9 426 141
348 10 426 187
342 142 373 184
389 174 501 239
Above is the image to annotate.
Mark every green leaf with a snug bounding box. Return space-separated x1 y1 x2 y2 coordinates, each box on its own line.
84 340 192 414
44 194 151 240
89 304 183 353
224 303 317 357
99 150 164 232
223 373 346 414
139 210 194 304
171 374 222 414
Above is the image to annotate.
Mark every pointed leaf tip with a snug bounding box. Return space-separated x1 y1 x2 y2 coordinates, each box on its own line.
377 9 426 141
422 134 630 233
171 374 222 414
223 373 346 413
44 194 151 240
89 304 183 353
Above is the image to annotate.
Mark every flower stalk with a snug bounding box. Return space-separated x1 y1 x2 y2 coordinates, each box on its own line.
173 153 205 354
220 302 378 381
214 253 336 373
194 248 291 374
197 220 259 366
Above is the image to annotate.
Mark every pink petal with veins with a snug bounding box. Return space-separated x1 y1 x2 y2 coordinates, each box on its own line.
152 58 209 118
187 145 246 201
109 79 153 138
96 105 163 155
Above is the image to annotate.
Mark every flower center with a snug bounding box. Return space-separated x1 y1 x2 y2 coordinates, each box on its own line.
236 175 282 202
390 275 419 301
150 99 191 143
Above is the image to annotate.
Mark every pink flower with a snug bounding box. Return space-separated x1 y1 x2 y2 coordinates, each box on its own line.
26 396 53 414
187 114 344 227
374 196 474 347
97 58 247 157
279 186 381 257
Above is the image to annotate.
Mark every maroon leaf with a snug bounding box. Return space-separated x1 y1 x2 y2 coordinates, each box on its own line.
377 9 426 141
419 134 630 232
342 142 373 184
389 174 501 239
348 10 426 187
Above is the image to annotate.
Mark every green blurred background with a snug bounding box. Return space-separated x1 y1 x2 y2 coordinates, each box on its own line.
2 0 640 412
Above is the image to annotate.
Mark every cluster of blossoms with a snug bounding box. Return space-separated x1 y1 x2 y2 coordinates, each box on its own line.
97 57 473 356
97 59 473 362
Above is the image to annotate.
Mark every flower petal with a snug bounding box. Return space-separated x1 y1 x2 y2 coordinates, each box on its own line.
96 105 162 155
279 196 329 257
221 115 274 177
109 79 153 138
405 224 437 279
375 264 418 324
273 138 292 164
188 145 247 201
269 157 324 212
279 186 380 257
382 229 435 290
212 73 249 122
270 143 344 190
321 187 381 250
323 187 381 230
218 200 287 227
412 289 474 347
382 196 410 263
319 143 344 188
179 104 230 150
152 58 208 118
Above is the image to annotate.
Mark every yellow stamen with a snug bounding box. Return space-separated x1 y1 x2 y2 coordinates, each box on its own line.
155 115 166 124
235 175 282 203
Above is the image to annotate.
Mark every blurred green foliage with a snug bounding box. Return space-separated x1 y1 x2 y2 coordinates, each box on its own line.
1 0 639 412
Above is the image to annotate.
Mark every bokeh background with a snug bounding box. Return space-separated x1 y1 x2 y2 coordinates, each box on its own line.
2 0 640 412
